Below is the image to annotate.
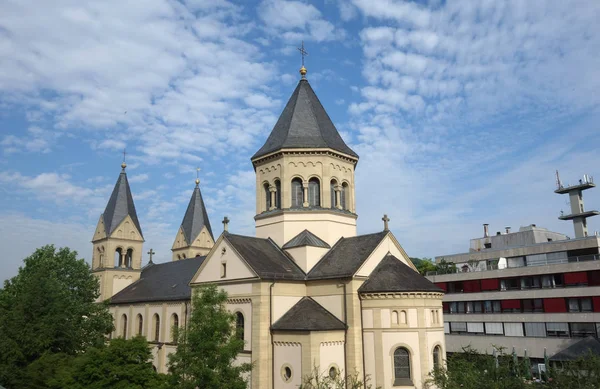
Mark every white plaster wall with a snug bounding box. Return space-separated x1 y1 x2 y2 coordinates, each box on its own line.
228 302 252 351
380 309 391 329
112 276 133 296
193 239 256 283
427 330 446 373
363 332 377 385
151 347 160 372
285 245 329 273
408 309 418 328
356 235 413 277
319 342 345 376
362 309 374 329
382 331 422 389
221 283 253 296
312 295 343 321
273 296 302 323
274 343 302 389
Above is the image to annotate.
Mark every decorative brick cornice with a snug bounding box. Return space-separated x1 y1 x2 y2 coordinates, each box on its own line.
320 341 344 347
360 292 444 300
227 298 252 304
274 341 301 347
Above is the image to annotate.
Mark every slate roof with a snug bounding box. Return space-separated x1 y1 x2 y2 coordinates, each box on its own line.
180 184 213 244
550 337 600 361
252 79 358 160
358 254 444 293
110 256 205 304
102 170 143 238
225 233 306 280
282 229 331 249
271 297 346 331
306 231 388 280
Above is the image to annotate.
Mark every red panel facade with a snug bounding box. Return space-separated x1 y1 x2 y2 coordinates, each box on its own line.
593 297 600 312
564 271 588 285
481 278 499 291
543 298 567 313
435 282 448 292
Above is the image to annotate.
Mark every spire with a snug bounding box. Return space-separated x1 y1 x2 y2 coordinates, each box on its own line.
102 166 143 238
180 179 213 245
252 77 358 161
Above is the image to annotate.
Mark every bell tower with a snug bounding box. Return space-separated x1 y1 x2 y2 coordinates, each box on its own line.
252 59 359 247
92 159 144 301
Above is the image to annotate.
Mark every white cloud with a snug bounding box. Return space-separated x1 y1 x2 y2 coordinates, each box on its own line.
129 173 150 183
97 139 126 151
1 126 57 154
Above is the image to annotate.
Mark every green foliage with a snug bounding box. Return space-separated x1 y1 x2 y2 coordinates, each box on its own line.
435 259 457 275
548 351 600 389
299 366 378 389
168 284 252 389
0 245 114 387
410 257 452 275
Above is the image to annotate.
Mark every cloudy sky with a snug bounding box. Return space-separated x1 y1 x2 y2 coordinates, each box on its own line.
1 0 600 281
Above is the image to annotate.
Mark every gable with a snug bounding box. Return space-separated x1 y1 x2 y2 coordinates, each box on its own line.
92 215 107 241
172 226 187 250
108 214 144 242
355 232 414 277
192 225 214 248
191 236 258 284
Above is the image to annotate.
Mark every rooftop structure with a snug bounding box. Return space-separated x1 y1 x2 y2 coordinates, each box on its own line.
555 171 599 238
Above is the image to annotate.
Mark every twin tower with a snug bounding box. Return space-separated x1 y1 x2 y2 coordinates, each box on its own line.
92 73 360 299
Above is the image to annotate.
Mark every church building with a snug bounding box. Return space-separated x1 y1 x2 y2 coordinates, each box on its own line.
94 64 445 389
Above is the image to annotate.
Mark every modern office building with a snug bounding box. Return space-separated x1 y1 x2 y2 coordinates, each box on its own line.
426 174 600 363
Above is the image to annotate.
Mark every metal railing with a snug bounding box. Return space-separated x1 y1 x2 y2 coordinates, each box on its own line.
426 254 600 276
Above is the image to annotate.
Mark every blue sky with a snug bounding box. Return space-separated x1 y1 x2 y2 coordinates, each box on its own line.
1 0 600 281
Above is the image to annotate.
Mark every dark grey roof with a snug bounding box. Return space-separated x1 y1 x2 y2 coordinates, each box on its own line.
110 256 205 304
307 231 388 280
180 184 213 244
225 233 306 280
550 337 600 361
103 170 143 238
282 229 331 249
271 297 346 331
358 254 444 293
252 79 358 160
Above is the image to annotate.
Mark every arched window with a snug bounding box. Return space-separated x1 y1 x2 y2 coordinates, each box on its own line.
121 314 128 338
137 314 143 336
236 312 244 342
341 183 349 210
182 253 186 259
400 310 407 324
291 178 303 208
393 347 411 384
329 366 338 379
391 310 399 324
308 178 320 207
433 345 441 370
264 182 271 211
115 247 123 267
330 180 337 208
274 180 281 209
126 248 133 268
431 309 435 324
153 314 160 342
171 313 179 343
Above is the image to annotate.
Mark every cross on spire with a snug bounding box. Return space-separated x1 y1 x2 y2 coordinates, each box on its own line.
297 41 308 78
121 148 127 170
382 214 390 231
147 248 155 263
195 167 200 186
222 216 230 232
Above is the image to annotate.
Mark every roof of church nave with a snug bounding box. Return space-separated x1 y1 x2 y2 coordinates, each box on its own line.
251 76 358 161
102 163 143 238
358 254 444 294
282 229 331 250
271 296 346 332
110 256 205 304
180 179 213 244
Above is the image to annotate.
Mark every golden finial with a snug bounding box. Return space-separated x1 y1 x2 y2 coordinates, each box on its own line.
195 167 200 186
121 148 127 170
298 41 308 79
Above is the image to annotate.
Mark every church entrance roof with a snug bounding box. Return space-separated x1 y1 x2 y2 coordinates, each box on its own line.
271 297 346 331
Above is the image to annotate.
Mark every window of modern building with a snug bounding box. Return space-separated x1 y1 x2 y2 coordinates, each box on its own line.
521 276 541 289
467 322 484 334
450 322 467 334
308 178 320 207
485 322 504 335
503 322 524 337
570 322 596 338
546 322 569 337
393 347 411 385
524 322 547 337
484 300 502 313
522 299 543 313
568 297 593 312
463 280 481 293
500 278 520 291
291 178 303 207
588 270 600 286
501 300 521 313
447 281 463 293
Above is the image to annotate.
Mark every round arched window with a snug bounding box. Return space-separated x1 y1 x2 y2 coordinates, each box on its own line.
329 366 338 379
281 364 293 382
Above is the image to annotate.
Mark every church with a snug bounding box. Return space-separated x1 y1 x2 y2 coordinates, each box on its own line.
91 63 446 389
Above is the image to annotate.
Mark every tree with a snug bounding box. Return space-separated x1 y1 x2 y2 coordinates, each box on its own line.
0 245 114 387
299 366 378 389
53 336 169 389
548 352 600 389
168 284 252 389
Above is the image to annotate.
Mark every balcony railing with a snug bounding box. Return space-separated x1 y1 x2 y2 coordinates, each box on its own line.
426 254 600 276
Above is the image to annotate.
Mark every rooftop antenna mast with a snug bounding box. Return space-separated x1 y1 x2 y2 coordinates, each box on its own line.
555 170 562 189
